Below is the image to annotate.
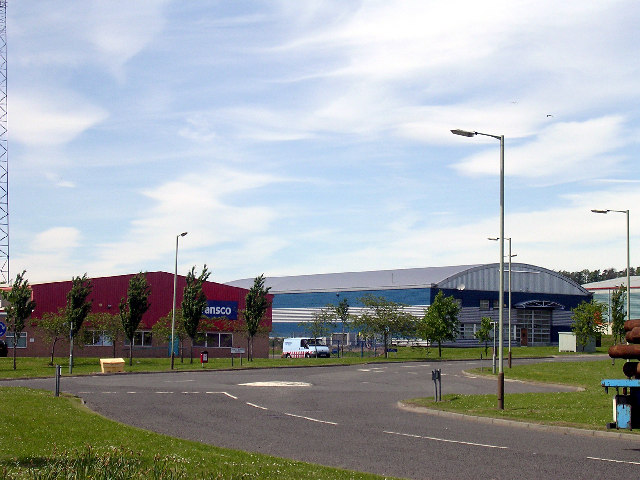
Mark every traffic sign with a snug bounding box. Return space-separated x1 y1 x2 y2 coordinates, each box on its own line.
0 321 6 336
230 347 245 354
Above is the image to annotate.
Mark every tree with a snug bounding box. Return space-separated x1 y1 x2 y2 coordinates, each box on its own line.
474 316 493 356
571 299 606 351
353 294 416 358
88 312 125 358
182 265 211 363
332 298 351 356
152 309 190 363
240 274 271 361
610 285 626 345
300 307 336 355
38 307 67 366
1 271 36 370
418 291 460 357
66 274 93 372
119 272 151 366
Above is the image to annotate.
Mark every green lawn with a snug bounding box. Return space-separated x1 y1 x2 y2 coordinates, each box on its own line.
0 386 399 479
0 340 611 380
405 358 626 431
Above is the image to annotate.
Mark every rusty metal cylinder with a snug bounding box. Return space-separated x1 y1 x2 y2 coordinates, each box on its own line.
624 319 640 332
608 343 640 359
622 362 640 379
625 327 640 343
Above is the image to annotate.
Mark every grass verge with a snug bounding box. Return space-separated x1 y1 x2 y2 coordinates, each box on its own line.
0 340 611 380
0 386 398 479
405 358 628 431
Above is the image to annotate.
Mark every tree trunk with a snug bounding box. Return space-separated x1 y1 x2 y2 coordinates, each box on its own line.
438 341 442 358
112 340 116 358
12 334 17 370
190 340 194 364
50 338 59 366
129 341 133 366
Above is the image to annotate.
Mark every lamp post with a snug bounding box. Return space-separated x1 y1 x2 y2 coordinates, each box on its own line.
171 231 188 370
591 209 631 324
453 128 505 409
489 237 516 368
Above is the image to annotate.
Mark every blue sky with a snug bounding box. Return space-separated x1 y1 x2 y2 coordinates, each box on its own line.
9 1 640 284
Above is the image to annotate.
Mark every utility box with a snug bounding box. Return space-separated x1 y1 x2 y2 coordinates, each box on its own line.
100 358 125 373
558 332 595 353
200 351 208 364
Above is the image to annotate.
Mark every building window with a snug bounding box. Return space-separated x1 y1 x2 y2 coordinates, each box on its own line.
5 332 27 348
194 332 233 348
479 300 490 310
83 330 113 346
458 323 477 340
493 300 501 309
124 331 152 347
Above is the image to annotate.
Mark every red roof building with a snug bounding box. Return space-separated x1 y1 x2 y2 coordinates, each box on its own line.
2 272 272 359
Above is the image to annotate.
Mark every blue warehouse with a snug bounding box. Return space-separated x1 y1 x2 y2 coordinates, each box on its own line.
228 263 591 346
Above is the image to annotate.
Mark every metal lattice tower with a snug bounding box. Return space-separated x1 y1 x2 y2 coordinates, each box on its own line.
0 1 8 284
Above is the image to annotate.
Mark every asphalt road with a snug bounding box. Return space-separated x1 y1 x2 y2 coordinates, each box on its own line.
7 358 640 480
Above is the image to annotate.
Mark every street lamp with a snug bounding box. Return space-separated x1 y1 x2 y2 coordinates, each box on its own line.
591 209 631 324
489 237 516 368
453 128 505 409
171 231 188 370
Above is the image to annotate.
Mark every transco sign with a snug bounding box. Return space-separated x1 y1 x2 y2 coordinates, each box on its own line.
203 300 238 320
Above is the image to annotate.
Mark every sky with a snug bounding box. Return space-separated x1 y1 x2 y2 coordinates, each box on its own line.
8 0 640 285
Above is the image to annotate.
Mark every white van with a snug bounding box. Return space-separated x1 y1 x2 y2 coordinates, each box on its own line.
282 337 330 358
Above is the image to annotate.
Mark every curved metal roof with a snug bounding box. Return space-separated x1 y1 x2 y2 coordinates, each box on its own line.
227 263 590 296
436 263 590 296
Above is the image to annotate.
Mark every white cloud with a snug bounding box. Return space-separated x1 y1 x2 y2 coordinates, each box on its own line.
11 91 107 148
13 1 168 76
452 116 629 182
29 227 81 252
87 166 285 275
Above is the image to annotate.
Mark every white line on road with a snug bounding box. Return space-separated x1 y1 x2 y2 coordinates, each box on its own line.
587 456 640 465
206 391 238 399
155 391 174 394
246 402 268 410
383 431 508 449
181 391 201 394
284 413 338 425
126 392 137 394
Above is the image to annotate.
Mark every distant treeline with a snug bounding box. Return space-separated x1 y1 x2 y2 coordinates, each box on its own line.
558 268 640 285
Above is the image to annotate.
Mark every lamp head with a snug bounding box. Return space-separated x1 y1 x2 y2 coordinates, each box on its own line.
591 209 609 214
180 232 188 237
451 129 476 137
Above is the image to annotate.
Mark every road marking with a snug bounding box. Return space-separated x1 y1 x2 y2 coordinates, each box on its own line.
206 391 238 399
181 391 201 394
165 379 195 383
383 431 508 449
126 391 137 394
587 456 640 465
101 391 117 394
284 413 337 425
246 402 268 410
238 381 311 387
155 391 174 394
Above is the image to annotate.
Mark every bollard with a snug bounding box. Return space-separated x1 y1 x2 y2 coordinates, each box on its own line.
432 369 442 402
55 364 61 397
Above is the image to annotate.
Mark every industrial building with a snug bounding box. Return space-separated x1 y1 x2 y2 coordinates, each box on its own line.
0 272 272 359
583 276 640 330
228 263 591 346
